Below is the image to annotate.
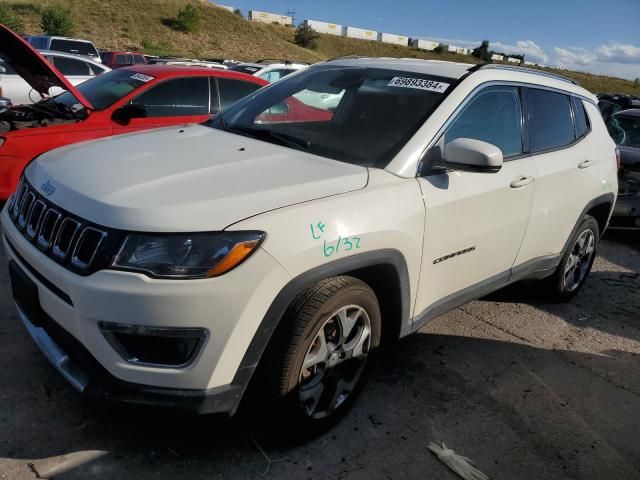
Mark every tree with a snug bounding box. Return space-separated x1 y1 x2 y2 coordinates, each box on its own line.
172 4 200 33
434 44 447 54
0 4 24 33
40 5 75 36
294 23 319 49
234 8 243 18
472 40 492 62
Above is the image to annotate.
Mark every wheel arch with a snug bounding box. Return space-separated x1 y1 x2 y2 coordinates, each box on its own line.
232 249 411 393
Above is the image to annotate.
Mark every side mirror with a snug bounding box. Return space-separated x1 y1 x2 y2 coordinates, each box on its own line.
443 138 503 173
112 104 148 123
0 65 6 74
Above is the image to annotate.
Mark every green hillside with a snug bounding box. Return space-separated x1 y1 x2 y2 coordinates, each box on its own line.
4 0 639 95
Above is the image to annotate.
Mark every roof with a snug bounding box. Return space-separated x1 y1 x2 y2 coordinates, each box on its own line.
37 49 107 68
117 64 268 84
324 57 474 79
25 35 95 43
322 57 595 100
614 109 640 118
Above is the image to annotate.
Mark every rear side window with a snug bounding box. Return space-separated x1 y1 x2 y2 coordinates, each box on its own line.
52 56 91 76
50 39 98 57
133 77 209 116
572 97 590 138
133 55 146 64
28 37 49 49
258 69 295 83
218 78 261 110
524 88 575 152
114 54 128 65
444 86 523 158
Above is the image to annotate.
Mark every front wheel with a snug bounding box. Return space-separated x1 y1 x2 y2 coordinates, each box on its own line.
543 215 599 302
247 276 381 436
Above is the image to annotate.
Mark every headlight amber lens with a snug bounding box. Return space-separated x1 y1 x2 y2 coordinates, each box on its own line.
111 231 264 279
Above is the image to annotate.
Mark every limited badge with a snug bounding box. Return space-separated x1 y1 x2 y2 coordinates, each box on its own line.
130 73 154 82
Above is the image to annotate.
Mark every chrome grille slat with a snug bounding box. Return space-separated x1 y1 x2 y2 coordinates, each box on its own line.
10 177 109 272
26 200 46 239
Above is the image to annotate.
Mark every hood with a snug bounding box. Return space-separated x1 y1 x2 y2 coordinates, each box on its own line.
0 25 93 109
25 125 369 232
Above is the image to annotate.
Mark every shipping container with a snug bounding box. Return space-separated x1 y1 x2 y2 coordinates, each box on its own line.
507 57 521 64
378 32 409 46
303 19 342 36
411 39 439 51
448 45 469 55
490 53 504 61
248 10 292 26
342 26 378 41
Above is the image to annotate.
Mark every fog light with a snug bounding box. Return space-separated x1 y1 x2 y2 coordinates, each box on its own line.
99 322 207 368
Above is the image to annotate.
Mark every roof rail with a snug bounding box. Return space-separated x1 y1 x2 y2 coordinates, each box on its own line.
473 63 579 86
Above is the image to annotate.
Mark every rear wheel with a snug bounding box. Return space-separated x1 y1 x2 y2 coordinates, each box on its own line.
543 215 599 302
248 276 381 435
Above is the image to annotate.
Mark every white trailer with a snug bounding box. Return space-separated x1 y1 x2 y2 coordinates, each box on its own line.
448 45 458 53
490 53 504 61
448 45 469 55
342 26 378 41
215 4 235 13
378 32 409 46
524 60 536 66
248 10 292 26
411 39 439 51
507 57 521 64
303 19 342 36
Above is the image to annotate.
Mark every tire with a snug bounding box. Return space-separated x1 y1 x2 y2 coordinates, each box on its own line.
245 276 381 437
542 215 599 302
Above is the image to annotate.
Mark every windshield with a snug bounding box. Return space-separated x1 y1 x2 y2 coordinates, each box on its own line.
607 114 640 148
228 65 261 75
50 39 99 57
52 68 153 110
208 66 454 168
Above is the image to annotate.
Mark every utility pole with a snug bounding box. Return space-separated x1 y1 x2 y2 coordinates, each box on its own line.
287 9 297 25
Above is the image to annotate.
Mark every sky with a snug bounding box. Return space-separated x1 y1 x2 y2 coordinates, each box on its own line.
223 0 640 80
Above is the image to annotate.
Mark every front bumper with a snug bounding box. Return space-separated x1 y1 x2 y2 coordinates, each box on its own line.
610 193 640 228
1 204 291 412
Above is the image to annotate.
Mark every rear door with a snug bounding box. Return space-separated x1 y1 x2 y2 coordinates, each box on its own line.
415 85 537 316
111 76 210 134
513 88 602 266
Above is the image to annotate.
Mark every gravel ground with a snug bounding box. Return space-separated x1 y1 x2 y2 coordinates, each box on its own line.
1 230 639 480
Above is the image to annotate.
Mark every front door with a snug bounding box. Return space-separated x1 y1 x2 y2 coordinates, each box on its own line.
415 85 537 319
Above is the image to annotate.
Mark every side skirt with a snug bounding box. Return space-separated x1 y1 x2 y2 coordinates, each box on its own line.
409 253 561 334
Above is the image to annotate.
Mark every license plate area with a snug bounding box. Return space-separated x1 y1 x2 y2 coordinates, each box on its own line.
9 260 43 326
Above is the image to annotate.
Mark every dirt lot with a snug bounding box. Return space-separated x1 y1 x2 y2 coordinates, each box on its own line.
1 231 639 480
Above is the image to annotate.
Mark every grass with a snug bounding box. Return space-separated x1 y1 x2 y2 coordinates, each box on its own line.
4 0 639 95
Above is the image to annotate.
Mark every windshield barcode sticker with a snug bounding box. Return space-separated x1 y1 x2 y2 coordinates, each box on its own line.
130 73 154 82
387 77 449 93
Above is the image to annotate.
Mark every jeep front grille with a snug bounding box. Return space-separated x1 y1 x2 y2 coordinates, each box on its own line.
8 177 124 275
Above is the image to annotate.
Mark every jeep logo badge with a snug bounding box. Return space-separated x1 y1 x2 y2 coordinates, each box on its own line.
40 181 56 197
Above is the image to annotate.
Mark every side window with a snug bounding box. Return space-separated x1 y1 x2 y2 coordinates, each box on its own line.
443 86 523 158
52 56 91 76
114 54 128 65
259 69 294 83
132 77 209 117
29 38 49 49
572 97 590 138
133 55 146 64
89 63 108 75
524 88 575 152
218 78 261 110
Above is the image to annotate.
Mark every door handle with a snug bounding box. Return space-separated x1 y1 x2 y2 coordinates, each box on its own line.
578 160 594 169
510 176 534 188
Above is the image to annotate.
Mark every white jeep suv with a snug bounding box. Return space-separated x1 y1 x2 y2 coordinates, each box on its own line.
2 58 618 433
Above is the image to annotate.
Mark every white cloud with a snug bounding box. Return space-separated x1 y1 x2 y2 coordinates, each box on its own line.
553 47 596 67
596 43 640 64
492 40 548 63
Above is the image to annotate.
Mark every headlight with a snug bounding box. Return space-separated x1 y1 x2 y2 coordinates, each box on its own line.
111 231 264 279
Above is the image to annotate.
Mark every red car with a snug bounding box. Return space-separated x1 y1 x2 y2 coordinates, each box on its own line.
0 25 268 200
100 51 147 69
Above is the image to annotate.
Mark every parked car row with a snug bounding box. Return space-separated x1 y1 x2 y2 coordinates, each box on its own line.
0 24 626 436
